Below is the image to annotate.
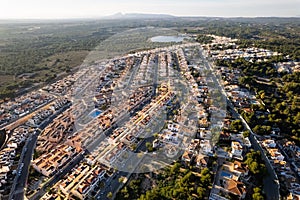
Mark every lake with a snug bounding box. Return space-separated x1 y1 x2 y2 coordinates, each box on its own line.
150 35 187 43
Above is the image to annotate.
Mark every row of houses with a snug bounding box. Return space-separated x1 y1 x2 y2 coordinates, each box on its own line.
0 92 54 127
0 126 34 191
132 53 154 86
208 36 281 61
181 139 209 169
102 83 175 166
182 43 261 199
176 46 215 154
35 108 74 153
41 162 107 200
42 73 76 95
31 144 77 177
261 138 300 199
274 61 300 74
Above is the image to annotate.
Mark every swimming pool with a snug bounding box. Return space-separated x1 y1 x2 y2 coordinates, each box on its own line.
89 109 102 118
221 171 233 179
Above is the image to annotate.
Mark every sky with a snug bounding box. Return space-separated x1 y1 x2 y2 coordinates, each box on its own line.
0 0 299 19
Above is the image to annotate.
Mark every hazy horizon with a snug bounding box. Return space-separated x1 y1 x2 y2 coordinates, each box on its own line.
0 0 299 19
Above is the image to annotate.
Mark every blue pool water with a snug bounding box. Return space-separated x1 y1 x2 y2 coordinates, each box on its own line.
89 109 102 118
221 171 233 178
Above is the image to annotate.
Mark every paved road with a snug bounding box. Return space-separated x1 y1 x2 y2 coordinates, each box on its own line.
249 134 280 200
126 58 141 88
12 132 39 200
152 55 158 96
95 171 128 200
95 144 150 200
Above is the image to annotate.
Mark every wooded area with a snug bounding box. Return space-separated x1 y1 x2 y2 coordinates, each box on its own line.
0 17 299 98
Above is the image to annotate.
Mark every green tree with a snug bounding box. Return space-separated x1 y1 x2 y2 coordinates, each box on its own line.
230 119 244 132
245 151 266 175
170 163 181 175
129 179 141 194
120 187 130 199
146 142 153 152
197 187 206 199
107 192 113 199
118 177 125 183
253 125 272 135
200 168 211 187
252 187 264 200
153 133 159 138
243 130 250 138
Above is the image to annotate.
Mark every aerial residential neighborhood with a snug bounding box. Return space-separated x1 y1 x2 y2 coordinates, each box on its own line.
0 4 299 200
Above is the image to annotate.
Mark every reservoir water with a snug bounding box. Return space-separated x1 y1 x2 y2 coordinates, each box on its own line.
150 35 186 43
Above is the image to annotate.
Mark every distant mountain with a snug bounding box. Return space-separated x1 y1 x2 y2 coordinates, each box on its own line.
105 13 176 19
